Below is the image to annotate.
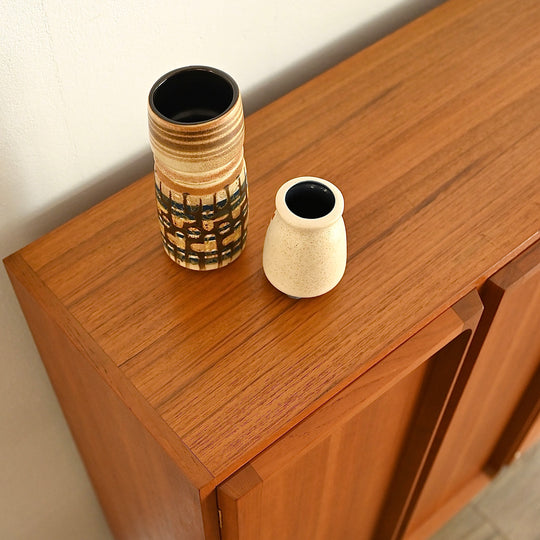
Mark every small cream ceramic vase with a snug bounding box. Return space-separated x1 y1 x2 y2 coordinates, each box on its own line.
263 177 347 298
148 66 248 270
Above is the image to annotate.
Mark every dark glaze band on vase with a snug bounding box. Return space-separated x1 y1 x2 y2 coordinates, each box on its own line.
148 66 248 270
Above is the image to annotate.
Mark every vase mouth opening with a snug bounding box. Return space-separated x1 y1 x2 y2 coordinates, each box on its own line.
276 177 344 229
285 181 335 219
149 66 239 125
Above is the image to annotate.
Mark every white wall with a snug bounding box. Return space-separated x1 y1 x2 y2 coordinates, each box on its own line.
0 1 444 537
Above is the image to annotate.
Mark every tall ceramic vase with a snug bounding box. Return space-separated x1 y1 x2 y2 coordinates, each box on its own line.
263 177 347 298
148 66 248 270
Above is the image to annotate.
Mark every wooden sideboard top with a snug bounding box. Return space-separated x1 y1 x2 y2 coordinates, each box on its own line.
6 0 540 485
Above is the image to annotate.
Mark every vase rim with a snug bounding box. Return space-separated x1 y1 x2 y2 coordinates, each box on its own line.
148 65 240 126
276 176 344 230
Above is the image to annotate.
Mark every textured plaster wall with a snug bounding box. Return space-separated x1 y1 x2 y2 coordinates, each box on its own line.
0 1 443 537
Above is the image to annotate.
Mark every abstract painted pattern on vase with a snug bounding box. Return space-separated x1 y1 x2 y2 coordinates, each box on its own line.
155 163 248 270
148 66 248 270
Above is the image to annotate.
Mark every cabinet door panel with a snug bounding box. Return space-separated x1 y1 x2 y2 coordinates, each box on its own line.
407 240 540 537
218 292 482 540
261 359 429 540
488 363 540 470
518 414 540 457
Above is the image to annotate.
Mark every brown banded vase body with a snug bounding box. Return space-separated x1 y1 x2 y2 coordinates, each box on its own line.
148 66 248 270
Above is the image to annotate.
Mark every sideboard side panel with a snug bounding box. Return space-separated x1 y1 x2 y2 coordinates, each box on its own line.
6 259 210 540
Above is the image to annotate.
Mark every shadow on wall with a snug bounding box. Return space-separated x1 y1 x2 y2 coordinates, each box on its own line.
1 0 445 255
0 151 155 263
243 0 446 114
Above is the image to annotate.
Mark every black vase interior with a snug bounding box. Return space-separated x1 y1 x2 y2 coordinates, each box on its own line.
285 181 335 219
150 67 238 124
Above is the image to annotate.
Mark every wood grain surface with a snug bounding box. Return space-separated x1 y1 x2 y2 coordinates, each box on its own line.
217 293 482 540
247 293 480 482
7 0 540 484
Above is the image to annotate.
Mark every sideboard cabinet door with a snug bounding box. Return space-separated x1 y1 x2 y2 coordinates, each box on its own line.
406 240 540 538
217 292 483 540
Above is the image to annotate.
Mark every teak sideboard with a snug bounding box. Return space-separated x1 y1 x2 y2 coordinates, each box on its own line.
5 0 540 538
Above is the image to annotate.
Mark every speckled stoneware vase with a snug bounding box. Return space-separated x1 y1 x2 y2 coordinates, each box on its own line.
148 66 248 270
263 177 347 298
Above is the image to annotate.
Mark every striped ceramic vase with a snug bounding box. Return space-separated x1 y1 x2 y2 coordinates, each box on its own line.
148 66 248 270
